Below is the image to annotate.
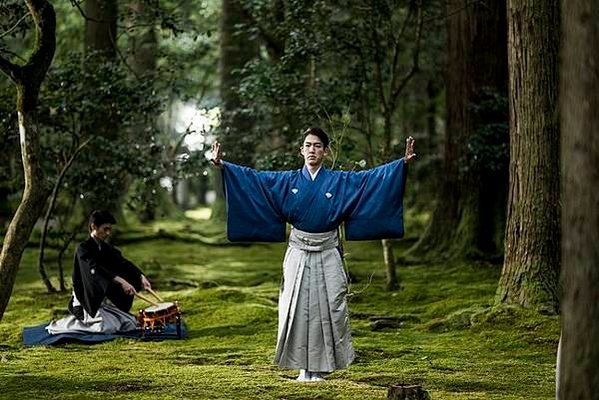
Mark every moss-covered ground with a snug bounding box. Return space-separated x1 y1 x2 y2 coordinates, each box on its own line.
0 219 559 399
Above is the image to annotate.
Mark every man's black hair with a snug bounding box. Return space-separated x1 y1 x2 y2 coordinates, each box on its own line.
302 127 330 148
88 210 116 230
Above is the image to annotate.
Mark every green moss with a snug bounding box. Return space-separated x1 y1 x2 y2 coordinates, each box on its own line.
0 229 559 399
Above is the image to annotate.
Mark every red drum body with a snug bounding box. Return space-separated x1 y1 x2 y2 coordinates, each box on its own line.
138 301 182 336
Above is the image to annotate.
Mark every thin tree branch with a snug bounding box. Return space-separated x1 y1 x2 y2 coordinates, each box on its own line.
117 22 155 39
439 0 490 22
391 0 423 103
395 2 415 43
238 4 285 60
352 46 376 166
0 55 21 82
38 135 93 292
371 24 388 112
0 12 31 39
108 26 141 80
69 0 104 23
391 4 416 88
0 48 28 63
170 119 196 158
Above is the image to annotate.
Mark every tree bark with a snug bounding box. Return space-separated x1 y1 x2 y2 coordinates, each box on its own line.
425 79 439 157
0 0 56 322
85 0 117 59
382 239 398 291
219 0 259 166
213 0 259 222
127 0 159 222
82 0 122 213
495 0 560 312
408 0 508 260
558 1 599 397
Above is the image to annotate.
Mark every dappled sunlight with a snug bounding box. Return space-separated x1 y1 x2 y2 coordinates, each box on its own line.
185 207 212 220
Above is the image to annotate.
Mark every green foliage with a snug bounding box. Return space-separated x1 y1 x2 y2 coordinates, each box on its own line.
233 0 446 182
0 1 31 58
0 0 220 204
32 51 164 212
0 226 559 399
464 88 509 174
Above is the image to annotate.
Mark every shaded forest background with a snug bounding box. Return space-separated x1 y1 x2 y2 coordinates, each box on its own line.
0 1 597 397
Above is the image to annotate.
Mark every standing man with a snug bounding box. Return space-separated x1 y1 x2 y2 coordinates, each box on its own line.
47 210 152 335
211 127 415 381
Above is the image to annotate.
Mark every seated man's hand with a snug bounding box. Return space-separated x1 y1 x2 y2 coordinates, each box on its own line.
141 275 152 291
114 276 137 296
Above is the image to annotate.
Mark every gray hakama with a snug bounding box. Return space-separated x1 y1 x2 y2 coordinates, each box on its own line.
274 228 355 372
222 160 409 373
46 291 138 335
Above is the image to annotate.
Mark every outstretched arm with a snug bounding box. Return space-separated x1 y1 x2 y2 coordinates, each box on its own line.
404 136 416 163
210 142 224 168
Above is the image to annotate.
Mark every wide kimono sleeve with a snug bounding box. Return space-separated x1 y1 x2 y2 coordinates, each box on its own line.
222 161 287 242
109 246 144 291
73 241 115 317
344 158 408 241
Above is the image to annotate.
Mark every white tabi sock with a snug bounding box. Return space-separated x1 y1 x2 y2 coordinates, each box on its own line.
296 369 311 382
309 371 324 382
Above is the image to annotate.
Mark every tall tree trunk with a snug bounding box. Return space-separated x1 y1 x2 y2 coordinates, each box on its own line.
82 0 121 213
558 1 599 397
408 0 508 260
214 0 259 221
127 1 159 222
219 0 258 166
382 239 398 291
425 79 439 157
85 0 117 59
380 109 398 290
0 0 56 322
496 0 560 312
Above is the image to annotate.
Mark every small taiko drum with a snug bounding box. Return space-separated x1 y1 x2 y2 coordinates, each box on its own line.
138 301 182 337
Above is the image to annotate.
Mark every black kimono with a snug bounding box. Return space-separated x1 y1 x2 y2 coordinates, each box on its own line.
70 237 144 319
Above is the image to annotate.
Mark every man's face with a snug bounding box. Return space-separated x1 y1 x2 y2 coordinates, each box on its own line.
300 134 328 168
91 223 112 242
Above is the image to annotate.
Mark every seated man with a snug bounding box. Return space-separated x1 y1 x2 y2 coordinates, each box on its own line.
47 210 152 335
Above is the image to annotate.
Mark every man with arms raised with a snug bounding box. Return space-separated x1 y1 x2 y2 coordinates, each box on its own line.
211 127 415 381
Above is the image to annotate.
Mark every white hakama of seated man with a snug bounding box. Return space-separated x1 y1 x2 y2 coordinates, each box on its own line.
46 291 137 335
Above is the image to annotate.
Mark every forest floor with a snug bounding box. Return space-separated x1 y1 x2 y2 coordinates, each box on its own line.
0 215 559 399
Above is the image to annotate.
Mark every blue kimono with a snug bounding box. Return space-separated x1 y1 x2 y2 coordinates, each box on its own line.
222 158 408 373
222 159 408 241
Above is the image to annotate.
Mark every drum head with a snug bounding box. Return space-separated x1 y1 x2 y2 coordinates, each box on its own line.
145 302 175 312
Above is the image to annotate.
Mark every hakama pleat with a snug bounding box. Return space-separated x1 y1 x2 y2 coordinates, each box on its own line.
274 228 355 372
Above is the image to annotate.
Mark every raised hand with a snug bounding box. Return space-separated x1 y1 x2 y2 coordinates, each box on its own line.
211 142 223 168
404 136 416 163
